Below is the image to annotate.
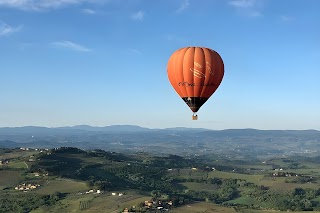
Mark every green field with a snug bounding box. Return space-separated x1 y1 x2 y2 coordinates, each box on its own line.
36 179 89 195
90 194 150 213
0 149 39 159
0 170 23 189
207 170 320 190
226 196 274 209
182 182 218 191
282 168 320 175
238 164 273 171
31 191 150 213
6 161 28 169
171 202 236 213
209 171 264 184
171 169 265 185
268 159 290 168
173 169 208 179
239 210 312 213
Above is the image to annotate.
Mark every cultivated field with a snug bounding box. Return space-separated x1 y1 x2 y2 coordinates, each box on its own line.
0 149 39 159
0 170 22 189
6 161 28 169
36 179 89 195
208 171 264 184
31 191 150 213
181 182 218 191
171 202 236 213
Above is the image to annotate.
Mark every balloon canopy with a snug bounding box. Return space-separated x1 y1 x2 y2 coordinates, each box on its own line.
167 47 224 119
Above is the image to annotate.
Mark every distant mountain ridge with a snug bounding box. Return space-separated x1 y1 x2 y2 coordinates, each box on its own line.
0 125 211 134
0 125 151 134
0 125 319 158
58 125 152 132
0 125 319 135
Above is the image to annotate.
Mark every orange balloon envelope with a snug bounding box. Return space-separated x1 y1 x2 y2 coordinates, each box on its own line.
167 47 224 119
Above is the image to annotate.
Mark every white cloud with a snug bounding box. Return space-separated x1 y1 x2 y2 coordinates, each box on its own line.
52 40 91 52
128 48 142 55
131 10 144 21
249 11 262 17
176 0 189 13
228 0 256 8
0 0 104 11
165 34 187 43
280 15 295 22
82 8 96 14
228 0 264 17
0 22 22 36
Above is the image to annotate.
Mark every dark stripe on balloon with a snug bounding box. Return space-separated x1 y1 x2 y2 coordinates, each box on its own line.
181 97 208 112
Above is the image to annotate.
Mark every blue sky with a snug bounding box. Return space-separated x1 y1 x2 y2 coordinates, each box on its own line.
0 0 319 130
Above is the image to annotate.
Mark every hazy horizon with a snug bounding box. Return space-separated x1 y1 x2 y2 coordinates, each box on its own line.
0 124 319 131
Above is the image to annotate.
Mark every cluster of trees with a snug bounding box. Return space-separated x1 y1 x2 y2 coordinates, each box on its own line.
181 179 241 203
285 176 315 184
0 192 63 213
104 164 178 192
175 175 320 211
241 184 320 211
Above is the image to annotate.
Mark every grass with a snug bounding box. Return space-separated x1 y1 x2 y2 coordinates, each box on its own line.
239 210 311 213
174 169 265 185
226 197 260 205
175 169 208 179
238 164 273 171
170 202 312 213
182 182 218 191
208 171 264 184
256 177 320 190
31 191 150 213
226 197 273 209
0 170 22 188
36 179 89 195
30 195 86 213
172 168 320 191
171 202 236 213
0 150 39 159
89 193 150 213
207 170 320 190
268 159 290 168
282 168 320 175
6 161 28 169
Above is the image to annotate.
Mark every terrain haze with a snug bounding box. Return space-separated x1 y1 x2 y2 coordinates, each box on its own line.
1 125 320 159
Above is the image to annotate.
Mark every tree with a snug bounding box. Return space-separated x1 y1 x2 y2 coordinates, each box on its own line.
151 190 161 199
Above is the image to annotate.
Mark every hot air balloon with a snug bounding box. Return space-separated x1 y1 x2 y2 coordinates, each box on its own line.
167 47 224 120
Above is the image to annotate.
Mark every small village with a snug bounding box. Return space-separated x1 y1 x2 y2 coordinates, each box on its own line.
77 189 103 195
121 198 174 213
14 183 40 192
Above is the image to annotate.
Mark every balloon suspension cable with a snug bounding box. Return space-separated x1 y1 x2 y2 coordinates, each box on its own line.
192 112 198 120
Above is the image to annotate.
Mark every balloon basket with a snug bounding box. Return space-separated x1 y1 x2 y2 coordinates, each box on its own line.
192 114 198 120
